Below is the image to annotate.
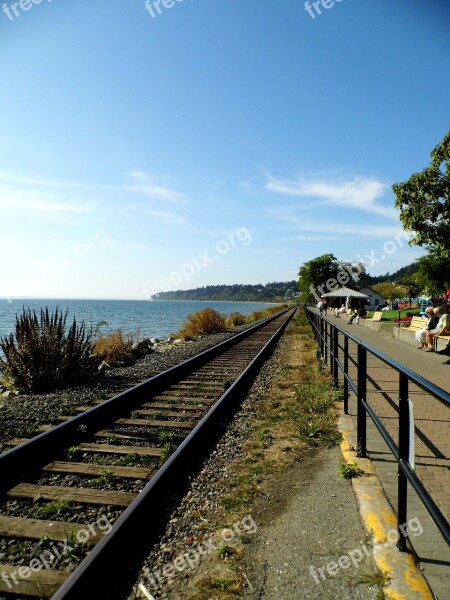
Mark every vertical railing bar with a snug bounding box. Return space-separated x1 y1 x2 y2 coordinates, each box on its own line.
320 316 324 356
357 344 367 457
344 336 349 413
329 325 334 375
397 372 410 551
333 325 339 386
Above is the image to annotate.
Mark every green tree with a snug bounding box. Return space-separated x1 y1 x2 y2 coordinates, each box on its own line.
372 282 405 302
297 254 365 302
393 129 450 257
413 254 450 297
396 279 420 307
297 254 340 302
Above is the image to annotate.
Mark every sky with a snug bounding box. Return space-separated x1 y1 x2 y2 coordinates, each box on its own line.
0 0 449 300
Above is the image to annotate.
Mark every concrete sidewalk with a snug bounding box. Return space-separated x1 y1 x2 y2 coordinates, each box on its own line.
319 310 450 600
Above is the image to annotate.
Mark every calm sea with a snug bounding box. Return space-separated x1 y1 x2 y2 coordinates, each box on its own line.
0 299 276 340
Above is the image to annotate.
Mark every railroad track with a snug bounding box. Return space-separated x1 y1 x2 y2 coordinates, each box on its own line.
0 307 296 600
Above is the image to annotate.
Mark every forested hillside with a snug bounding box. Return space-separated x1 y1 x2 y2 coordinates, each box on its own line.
154 282 298 302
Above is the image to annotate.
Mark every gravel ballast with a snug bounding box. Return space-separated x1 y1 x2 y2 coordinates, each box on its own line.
0 324 255 453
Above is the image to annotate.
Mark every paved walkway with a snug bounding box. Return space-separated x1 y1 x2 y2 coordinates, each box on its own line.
317 310 450 600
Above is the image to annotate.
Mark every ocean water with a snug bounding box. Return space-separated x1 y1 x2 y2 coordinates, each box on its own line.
0 299 277 341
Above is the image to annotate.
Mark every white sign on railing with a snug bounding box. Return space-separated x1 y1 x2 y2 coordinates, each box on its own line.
408 398 415 469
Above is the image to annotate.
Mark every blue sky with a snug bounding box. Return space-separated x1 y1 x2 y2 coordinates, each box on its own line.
0 0 449 300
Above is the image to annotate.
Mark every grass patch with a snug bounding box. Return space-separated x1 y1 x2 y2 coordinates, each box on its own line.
358 570 390 599
179 308 227 340
225 312 247 327
87 469 113 488
92 329 136 365
217 543 235 559
339 460 364 479
366 308 421 322
32 500 77 518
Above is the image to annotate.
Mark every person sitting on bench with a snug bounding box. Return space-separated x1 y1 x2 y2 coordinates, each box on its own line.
423 307 450 352
415 307 438 350
355 306 367 324
347 309 358 324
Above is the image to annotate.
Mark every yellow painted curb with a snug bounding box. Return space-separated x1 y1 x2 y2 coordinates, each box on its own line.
338 412 434 600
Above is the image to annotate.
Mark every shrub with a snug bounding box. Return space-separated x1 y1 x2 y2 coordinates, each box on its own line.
225 312 247 327
92 330 135 365
0 307 98 394
249 310 263 321
178 308 227 340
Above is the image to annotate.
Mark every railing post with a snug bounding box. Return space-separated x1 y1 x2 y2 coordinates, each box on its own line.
343 336 349 414
397 373 410 551
329 325 334 375
324 321 328 364
333 325 339 386
357 344 367 457
320 316 324 356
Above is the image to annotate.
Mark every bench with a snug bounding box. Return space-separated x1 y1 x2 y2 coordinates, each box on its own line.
404 316 428 332
370 311 383 322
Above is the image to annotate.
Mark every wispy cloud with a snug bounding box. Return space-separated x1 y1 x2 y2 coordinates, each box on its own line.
290 234 340 241
128 171 185 203
0 187 93 213
26 200 92 212
142 209 188 225
265 173 396 220
272 209 404 238
120 203 189 229
0 171 185 203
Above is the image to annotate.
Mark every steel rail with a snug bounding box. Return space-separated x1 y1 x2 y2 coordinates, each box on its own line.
49 307 296 600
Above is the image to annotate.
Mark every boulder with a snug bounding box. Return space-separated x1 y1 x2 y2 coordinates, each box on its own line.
132 339 154 358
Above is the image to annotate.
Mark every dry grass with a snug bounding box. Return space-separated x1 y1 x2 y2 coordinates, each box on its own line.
178 308 227 340
225 312 248 327
92 330 135 364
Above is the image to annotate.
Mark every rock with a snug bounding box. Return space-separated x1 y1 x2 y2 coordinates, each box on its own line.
98 361 113 374
173 339 183 345
150 338 160 345
132 339 154 358
2 391 12 399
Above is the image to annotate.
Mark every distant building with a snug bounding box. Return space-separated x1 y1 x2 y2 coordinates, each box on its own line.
358 286 383 310
321 286 369 309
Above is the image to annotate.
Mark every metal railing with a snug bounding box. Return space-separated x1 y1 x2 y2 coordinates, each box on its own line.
304 307 450 551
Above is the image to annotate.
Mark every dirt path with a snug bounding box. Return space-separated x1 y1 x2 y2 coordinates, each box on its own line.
240 446 380 600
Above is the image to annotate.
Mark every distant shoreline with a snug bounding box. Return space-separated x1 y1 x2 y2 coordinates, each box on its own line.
3 298 281 303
